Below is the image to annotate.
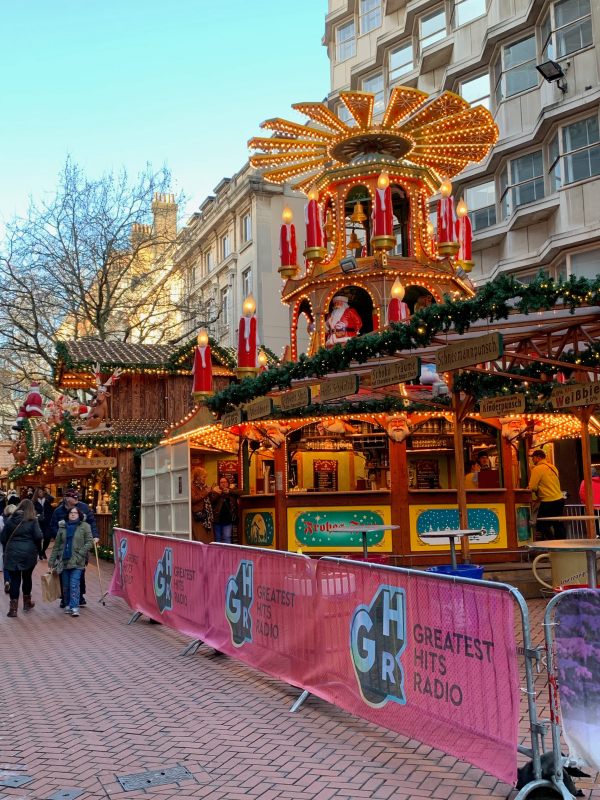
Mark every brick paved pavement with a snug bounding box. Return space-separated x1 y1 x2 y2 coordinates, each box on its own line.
1 558 598 800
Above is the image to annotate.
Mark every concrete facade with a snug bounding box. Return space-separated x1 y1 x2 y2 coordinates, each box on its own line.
323 0 600 285
175 164 306 357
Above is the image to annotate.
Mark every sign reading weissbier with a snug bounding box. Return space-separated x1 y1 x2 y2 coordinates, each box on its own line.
551 382 600 410
279 386 311 412
245 396 273 421
479 394 525 418
370 356 420 389
437 332 503 372
318 375 359 402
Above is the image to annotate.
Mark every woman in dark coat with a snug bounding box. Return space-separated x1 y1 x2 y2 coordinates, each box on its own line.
0 499 42 618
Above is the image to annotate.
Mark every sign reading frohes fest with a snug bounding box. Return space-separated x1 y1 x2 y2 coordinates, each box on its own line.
369 356 421 389
551 382 600 409
479 394 525 418
436 332 503 372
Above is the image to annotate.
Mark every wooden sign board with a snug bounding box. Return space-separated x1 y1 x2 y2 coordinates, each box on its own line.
279 386 311 412
73 457 117 469
370 356 420 389
479 394 526 418
551 382 600 410
54 465 88 477
221 408 243 429
245 396 274 421
436 332 503 372
318 375 359 403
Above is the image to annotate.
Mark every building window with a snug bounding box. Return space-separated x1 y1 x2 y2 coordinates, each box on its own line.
205 251 213 272
221 233 231 260
465 181 497 230
220 287 230 329
337 101 353 124
336 20 356 62
570 248 600 279
562 115 600 184
548 134 561 191
359 0 382 34
420 8 446 50
460 73 490 110
493 35 537 106
500 151 545 219
242 268 252 299
241 213 252 243
389 41 414 84
454 0 486 26
541 0 592 60
362 73 384 116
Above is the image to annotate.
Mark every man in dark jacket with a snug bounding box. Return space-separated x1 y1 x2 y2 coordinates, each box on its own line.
34 488 54 559
50 489 99 606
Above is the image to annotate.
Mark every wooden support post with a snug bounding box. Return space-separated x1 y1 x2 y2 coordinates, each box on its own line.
452 388 475 564
577 406 597 539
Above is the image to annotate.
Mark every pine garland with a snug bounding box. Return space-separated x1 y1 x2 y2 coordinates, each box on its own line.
207 271 600 414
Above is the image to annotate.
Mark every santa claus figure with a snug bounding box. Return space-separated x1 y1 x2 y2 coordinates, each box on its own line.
325 294 362 348
24 383 44 417
382 414 411 443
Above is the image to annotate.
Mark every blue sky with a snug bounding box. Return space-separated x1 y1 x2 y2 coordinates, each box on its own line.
0 1 329 227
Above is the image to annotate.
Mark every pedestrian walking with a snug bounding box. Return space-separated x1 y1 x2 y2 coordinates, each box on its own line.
33 487 54 559
48 507 93 617
1 503 18 593
579 465 600 506
528 449 566 540
0 499 42 617
50 489 99 606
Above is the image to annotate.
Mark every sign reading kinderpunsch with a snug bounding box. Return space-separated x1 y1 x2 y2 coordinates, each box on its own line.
551 382 600 409
479 394 525 418
370 356 420 389
437 332 503 372
318 375 359 402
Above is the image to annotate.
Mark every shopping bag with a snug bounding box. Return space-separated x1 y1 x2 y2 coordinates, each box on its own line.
40 571 62 603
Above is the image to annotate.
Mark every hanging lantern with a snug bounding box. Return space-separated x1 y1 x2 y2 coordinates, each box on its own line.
324 209 334 240
304 187 327 263
350 201 367 224
346 230 362 252
371 172 396 252
279 207 299 279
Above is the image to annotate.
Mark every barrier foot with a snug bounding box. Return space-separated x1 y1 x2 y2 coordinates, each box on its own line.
514 778 572 799
127 611 143 625
180 639 202 656
289 689 310 713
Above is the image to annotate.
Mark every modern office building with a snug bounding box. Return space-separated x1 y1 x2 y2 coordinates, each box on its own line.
174 164 306 356
323 0 600 284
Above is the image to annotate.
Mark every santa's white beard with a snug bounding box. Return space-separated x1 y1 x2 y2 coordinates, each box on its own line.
327 305 346 329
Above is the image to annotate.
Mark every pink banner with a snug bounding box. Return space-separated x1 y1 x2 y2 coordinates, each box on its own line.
108 537 519 784
309 559 518 785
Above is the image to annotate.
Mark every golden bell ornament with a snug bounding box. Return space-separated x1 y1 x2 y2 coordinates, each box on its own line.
350 201 367 225
347 230 362 252
324 210 334 239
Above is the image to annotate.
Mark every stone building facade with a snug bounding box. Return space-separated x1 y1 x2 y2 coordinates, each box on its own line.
323 0 600 284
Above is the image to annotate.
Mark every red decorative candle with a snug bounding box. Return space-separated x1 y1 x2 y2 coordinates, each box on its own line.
373 172 393 237
192 330 213 394
388 278 410 323
280 207 297 266
237 294 258 369
436 179 455 244
305 188 323 248
455 200 472 261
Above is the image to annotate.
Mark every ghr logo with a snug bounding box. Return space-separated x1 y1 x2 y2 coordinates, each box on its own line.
350 585 407 708
225 560 253 647
117 537 128 586
153 547 173 613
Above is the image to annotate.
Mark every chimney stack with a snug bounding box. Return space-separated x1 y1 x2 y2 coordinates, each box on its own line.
152 192 178 241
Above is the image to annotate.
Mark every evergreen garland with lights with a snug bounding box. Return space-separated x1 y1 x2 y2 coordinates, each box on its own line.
207 271 600 414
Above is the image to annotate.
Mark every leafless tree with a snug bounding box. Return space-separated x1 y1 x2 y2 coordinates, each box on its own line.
0 158 191 432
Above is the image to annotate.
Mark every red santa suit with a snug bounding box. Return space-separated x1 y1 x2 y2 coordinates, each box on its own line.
325 297 362 348
24 383 44 417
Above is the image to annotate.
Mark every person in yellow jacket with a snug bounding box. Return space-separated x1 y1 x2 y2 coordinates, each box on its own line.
528 449 565 539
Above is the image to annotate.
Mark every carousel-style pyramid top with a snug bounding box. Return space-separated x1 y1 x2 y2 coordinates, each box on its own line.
249 87 498 192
